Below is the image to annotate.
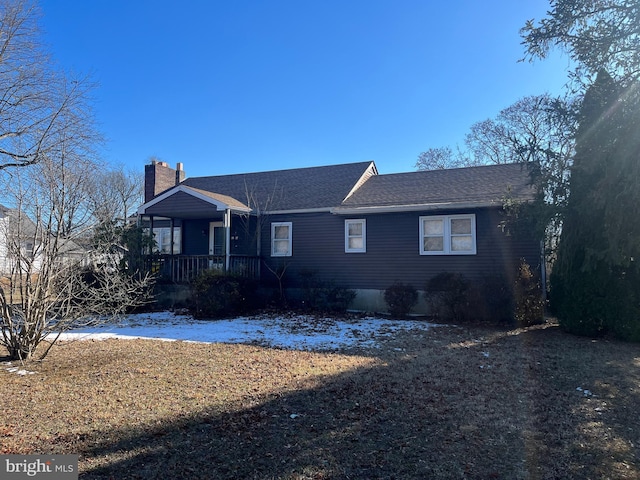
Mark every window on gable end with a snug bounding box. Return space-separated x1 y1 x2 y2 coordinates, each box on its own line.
420 214 476 255
271 222 292 256
345 219 366 253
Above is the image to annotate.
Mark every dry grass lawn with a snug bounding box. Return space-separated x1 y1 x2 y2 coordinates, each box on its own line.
1 319 639 479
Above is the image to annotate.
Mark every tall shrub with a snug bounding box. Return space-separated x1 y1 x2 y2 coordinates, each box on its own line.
425 272 471 322
298 269 356 313
384 282 418 318
475 274 514 324
190 270 259 319
514 260 545 327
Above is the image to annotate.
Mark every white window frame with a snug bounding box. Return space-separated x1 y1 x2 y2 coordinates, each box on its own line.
271 222 292 257
419 214 476 255
345 219 366 253
153 226 182 254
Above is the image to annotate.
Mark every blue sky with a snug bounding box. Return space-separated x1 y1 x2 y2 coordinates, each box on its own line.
39 0 570 178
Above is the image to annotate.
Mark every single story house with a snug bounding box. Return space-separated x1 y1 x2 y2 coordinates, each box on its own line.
137 160 541 313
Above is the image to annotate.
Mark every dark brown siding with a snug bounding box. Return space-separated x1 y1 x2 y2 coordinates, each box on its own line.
261 208 541 290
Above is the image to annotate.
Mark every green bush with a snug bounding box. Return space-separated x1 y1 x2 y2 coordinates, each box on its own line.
423 267 543 326
513 260 545 327
317 284 357 313
474 274 514 324
553 262 640 341
189 270 260 319
425 272 472 322
608 265 640 341
297 270 356 313
550 249 604 336
384 282 418 318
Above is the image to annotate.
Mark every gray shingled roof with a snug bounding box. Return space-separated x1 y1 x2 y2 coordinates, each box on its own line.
182 161 375 211
336 163 535 211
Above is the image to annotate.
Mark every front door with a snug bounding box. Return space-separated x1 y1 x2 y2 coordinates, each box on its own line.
209 222 225 269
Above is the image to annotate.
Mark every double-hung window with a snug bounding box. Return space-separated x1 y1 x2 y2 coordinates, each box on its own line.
271 222 292 256
420 214 476 255
345 219 366 253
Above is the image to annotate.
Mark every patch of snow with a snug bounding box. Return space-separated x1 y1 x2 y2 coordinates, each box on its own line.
6 367 36 375
53 311 439 352
576 386 595 397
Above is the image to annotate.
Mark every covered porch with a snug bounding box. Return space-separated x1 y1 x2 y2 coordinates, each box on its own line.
138 185 261 283
143 253 260 283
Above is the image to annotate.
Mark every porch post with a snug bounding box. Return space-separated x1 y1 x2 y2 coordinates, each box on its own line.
224 208 231 271
149 215 155 252
148 216 155 275
256 213 261 278
170 218 175 255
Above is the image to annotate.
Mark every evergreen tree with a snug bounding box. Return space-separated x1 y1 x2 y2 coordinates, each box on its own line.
551 70 640 340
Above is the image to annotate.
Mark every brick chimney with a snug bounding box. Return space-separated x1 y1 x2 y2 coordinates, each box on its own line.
144 160 186 203
176 162 185 184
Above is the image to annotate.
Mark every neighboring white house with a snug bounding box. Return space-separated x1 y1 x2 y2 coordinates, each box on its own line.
0 204 37 274
0 204 87 275
0 206 10 273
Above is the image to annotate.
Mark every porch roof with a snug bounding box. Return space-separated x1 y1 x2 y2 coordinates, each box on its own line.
138 185 252 219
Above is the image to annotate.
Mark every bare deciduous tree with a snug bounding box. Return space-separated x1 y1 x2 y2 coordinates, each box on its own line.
89 165 144 226
416 94 578 265
414 146 472 171
0 149 151 362
0 0 152 362
464 95 576 171
237 179 291 302
0 0 94 170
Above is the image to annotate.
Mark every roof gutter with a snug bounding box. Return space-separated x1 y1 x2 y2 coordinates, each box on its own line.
263 207 333 215
330 200 507 215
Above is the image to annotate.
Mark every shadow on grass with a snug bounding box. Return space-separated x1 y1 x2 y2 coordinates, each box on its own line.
78 326 640 479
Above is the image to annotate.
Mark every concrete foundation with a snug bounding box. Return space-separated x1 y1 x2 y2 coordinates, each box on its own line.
151 284 431 316
348 288 430 316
